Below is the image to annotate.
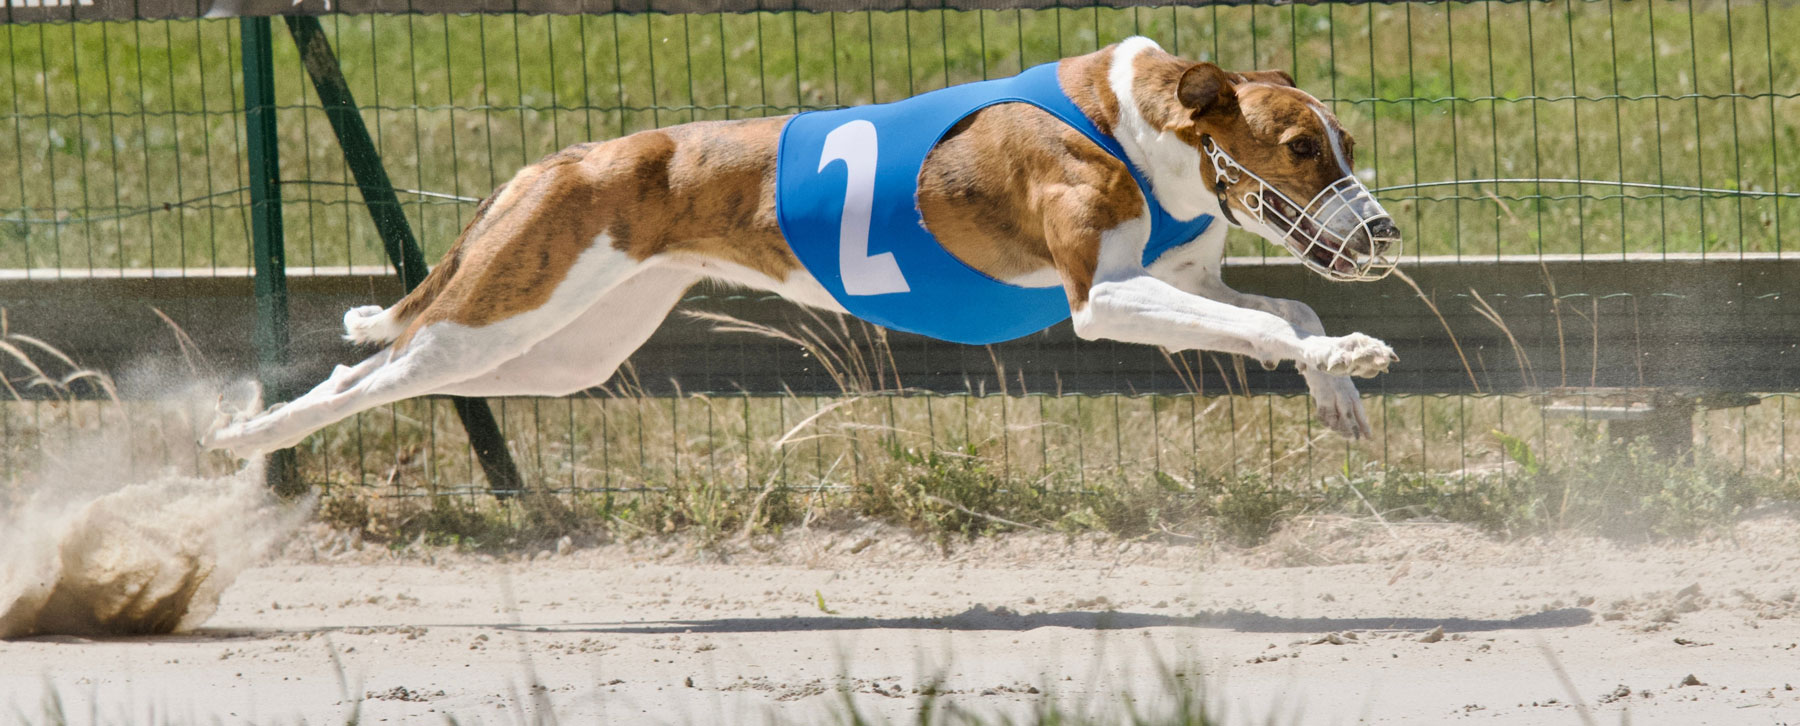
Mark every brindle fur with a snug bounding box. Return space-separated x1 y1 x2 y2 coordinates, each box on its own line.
383 42 1355 335
203 37 1397 455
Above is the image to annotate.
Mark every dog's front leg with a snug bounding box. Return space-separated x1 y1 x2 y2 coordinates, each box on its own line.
1056 218 1392 438
1175 274 1381 438
1073 273 1395 378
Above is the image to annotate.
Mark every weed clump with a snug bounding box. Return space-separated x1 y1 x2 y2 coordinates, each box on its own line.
319 490 595 552
1512 436 1758 540
311 423 1792 553
855 443 1042 539
1334 428 1767 542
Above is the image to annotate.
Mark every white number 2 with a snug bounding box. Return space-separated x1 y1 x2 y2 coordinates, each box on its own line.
819 120 910 296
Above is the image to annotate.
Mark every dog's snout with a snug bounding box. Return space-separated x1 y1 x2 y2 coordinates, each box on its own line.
1366 217 1399 251
1340 217 1397 256
1368 217 1399 241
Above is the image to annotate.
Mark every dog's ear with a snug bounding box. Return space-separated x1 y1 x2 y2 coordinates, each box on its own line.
1176 62 1237 117
1234 69 1296 88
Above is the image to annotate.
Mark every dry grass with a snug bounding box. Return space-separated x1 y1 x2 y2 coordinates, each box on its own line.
4 301 1798 553
266 310 1800 548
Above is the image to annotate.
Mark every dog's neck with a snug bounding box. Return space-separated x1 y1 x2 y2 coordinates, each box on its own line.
1058 37 1225 224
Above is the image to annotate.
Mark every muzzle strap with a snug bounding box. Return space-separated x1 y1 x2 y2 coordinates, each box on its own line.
1201 134 1243 228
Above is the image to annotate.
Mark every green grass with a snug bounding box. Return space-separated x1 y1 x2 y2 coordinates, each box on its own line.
3 0 1798 274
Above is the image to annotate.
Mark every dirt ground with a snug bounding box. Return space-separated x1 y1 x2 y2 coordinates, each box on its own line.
3 511 1799 725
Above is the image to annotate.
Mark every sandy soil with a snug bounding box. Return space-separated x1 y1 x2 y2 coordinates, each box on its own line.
3 512 1799 725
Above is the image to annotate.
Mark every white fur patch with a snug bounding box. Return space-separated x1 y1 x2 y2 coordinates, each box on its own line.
1308 104 1355 178
1105 37 1224 224
1143 226 1228 285
1091 214 1155 282
208 236 645 454
1003 267 1063 288
438 265 702 397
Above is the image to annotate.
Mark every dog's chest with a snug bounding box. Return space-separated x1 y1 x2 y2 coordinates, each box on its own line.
773 63 1081 345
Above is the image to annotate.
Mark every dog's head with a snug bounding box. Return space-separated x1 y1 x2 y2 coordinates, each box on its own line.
1130 52 1400 281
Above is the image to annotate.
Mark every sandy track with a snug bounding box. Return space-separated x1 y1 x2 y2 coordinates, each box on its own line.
3 513 1799 725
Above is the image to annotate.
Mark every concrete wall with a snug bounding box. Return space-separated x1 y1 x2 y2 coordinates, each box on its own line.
2 255 1794 399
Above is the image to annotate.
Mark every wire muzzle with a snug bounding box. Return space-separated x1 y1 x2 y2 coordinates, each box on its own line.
1202 134 1401 282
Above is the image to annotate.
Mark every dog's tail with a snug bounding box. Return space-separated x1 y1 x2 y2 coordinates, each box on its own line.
342 304 405 345
340 246 465 346
342 183 500 346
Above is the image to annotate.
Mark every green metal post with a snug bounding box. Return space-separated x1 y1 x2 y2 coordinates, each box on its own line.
241 16 300 495
284 16 429 289
284 16 523 498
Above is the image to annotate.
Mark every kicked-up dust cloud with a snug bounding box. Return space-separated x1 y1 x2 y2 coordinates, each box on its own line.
0 373 309 639
0 456 304 639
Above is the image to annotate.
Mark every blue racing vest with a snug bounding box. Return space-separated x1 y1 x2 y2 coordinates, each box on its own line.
776 61 1214 345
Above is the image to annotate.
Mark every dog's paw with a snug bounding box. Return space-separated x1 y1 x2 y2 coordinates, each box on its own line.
198 380 265 452
1303 333 1397 379
1302 368 1371 439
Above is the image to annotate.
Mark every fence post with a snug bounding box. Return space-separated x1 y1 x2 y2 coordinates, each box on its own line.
284 15 524 498
240 16 300 496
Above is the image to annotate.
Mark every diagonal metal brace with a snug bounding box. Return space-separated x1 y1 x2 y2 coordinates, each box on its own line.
285 15 523 499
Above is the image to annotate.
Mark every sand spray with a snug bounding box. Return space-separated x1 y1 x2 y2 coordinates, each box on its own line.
0 381 310 639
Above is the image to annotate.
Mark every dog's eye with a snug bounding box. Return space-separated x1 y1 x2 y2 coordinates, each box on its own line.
1287 138 1321 159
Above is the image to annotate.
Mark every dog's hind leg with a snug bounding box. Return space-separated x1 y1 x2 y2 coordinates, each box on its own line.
433 265 701 397
203 243 648 454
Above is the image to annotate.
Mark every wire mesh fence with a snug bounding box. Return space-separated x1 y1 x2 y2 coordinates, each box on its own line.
5 385 1800 515
6 1 1797 272
3 0 1798 507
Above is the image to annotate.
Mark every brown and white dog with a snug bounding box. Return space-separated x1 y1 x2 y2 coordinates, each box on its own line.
203 36 1400 454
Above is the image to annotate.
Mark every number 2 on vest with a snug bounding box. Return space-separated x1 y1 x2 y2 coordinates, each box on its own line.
819 120 910 296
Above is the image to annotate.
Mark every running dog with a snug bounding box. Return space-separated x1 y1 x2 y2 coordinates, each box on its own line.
203 36 1401 454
